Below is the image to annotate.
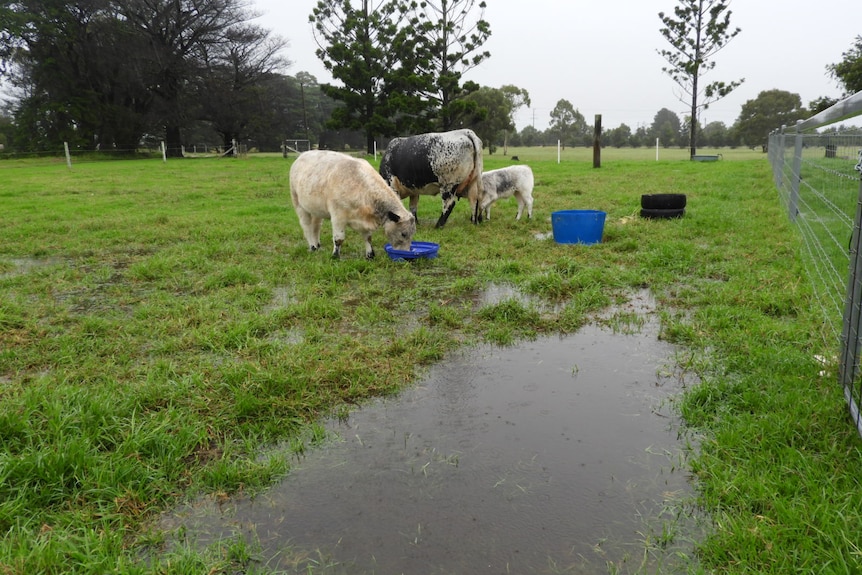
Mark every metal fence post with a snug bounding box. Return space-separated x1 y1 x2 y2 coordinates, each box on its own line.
767 126 784 190
774 126 786 189
840 154 862 436
788 120 804 221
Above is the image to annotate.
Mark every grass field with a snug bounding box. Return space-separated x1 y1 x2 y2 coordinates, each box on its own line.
1 147 860 574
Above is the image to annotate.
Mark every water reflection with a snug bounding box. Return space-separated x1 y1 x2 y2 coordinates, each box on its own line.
160 294 696 573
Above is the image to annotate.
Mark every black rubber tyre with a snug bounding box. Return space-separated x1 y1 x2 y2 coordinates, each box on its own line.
641 193 687 210
640 208 685 219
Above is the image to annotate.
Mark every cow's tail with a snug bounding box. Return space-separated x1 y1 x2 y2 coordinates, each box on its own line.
466 130 484 224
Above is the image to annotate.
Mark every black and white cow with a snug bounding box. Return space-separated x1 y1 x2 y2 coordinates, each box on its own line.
480 165 535 221
379 129 484 228
290 150 416 259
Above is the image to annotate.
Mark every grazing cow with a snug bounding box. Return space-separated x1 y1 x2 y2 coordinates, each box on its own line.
379 129 484 228
480 165 535 221
290 150 416 259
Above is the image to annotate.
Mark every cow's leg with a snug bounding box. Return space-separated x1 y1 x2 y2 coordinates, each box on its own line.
297 210 322 251
310 217 323 247
480 194 494 221
469 178 483 225
524 193 534 220
435 189 458 228
362 232 375 259
470 196 483 224
409 194 419 219
515 194 524 221
330 219 347 259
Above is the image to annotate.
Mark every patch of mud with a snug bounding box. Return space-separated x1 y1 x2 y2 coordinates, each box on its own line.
53 272 148 315
156 292 699 573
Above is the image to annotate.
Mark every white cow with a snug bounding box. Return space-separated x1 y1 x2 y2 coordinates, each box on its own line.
480 165 534 221
290 150 416 259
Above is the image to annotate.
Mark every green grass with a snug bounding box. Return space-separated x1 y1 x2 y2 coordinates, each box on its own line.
0 147 860 574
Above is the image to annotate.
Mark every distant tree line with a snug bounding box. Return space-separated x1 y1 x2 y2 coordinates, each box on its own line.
498 81 862 152
1 0 861 156
0 0 312 155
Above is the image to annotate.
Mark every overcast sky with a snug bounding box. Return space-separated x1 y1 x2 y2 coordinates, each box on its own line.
253 0 860 132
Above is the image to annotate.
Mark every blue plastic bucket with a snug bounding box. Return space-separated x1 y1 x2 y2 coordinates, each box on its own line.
551 210 606 244
384 241 440 261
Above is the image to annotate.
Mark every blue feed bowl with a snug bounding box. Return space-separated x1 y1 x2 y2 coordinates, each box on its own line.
384 241 440 261
551 210 607 244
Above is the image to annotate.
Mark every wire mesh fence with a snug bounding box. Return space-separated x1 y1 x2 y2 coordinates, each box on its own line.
769 92 862 437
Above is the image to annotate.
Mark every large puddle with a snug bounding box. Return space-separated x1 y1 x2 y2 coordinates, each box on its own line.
158 292 697 573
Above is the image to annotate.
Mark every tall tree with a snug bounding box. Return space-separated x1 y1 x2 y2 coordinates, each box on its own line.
734 89 806 149
196 23 289 149
0 0 148 150
406 0 491 130
460 85 512 153
809 96 839 115
118 0 252 156
606 124 632 148
651 107 682 147
827 36 862 97
518 125 541 147
658 0 743 158
701 120 729 147
311 0 419 153
499 84 530 154
291 72 327 143
549 99 587 149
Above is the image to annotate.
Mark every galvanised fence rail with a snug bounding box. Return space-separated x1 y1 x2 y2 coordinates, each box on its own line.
768 91 862 437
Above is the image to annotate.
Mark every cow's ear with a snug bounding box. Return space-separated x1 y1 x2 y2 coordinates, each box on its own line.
387 211 401 223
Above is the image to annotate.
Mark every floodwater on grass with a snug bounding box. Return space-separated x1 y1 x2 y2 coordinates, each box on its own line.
0 256 64 279
479 281 539 308
158 291 700 574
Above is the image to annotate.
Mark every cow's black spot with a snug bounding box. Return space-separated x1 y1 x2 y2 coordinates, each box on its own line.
380 137 438 189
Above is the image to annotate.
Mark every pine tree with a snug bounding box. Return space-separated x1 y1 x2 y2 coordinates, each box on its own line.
658 0 743 158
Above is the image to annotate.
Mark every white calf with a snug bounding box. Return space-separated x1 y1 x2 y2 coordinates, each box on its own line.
480 165 534 221
290 150 416 258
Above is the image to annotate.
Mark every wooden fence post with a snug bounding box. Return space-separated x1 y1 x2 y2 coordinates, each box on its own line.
593 114 602 168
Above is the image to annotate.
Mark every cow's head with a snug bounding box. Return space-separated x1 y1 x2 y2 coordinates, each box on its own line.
383 211 416 251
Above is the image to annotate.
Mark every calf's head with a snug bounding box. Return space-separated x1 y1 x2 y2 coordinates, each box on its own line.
383 211 416 251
